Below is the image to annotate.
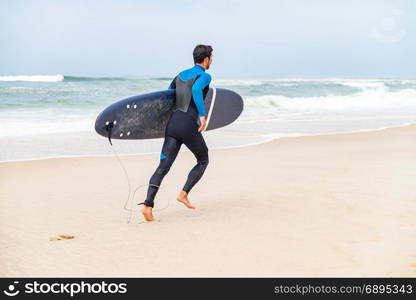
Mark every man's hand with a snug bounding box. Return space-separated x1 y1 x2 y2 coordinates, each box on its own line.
198 116 207 132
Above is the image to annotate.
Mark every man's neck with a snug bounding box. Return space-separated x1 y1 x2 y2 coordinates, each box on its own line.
195 64 206 70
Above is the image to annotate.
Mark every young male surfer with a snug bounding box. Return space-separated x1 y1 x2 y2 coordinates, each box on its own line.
140 45 213 221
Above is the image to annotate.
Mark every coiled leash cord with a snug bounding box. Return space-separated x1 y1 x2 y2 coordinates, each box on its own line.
106 122 170 224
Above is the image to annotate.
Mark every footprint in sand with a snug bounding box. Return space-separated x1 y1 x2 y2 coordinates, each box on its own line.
49 235 75 241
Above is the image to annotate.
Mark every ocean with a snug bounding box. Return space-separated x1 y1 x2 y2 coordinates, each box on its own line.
1 74 416 162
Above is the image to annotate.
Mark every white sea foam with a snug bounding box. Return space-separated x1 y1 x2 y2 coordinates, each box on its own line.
334 80 385 89
243 88 416 114
214 78 416 89
0 74 64 82
2 119 94 137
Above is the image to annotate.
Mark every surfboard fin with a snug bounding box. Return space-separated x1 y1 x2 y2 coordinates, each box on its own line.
106 122 114 146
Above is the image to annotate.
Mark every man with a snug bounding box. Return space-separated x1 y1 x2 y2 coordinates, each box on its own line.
141 44 213 221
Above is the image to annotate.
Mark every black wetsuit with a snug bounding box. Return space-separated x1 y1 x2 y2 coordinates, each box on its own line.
143 65 211 208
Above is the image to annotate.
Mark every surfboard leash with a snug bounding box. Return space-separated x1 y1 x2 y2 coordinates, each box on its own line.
105 122 170 224
106 122 114 146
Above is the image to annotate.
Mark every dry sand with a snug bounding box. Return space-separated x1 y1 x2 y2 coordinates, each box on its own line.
1 124 415 277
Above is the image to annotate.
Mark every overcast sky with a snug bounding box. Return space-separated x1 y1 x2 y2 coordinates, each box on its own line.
0 0 415 78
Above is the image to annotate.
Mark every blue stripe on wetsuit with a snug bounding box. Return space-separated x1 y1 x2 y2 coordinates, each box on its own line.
168 65 211 117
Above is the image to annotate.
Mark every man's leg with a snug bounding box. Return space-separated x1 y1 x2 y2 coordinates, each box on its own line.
142 135 182 220
177 132 209 208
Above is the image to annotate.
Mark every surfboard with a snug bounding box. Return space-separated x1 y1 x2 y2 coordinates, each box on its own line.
95 88 243 141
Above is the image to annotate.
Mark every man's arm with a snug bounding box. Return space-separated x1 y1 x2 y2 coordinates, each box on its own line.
191 73 211 117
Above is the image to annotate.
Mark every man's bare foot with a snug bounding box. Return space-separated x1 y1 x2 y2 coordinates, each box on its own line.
141 205 154 221
177 191 196 209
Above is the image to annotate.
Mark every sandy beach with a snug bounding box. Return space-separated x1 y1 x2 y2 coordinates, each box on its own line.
1 124 415 277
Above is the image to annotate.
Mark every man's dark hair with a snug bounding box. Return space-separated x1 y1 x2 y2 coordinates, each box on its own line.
193 44 213 64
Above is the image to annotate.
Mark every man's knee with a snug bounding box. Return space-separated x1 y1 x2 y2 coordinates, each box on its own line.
198 157 209 168
198 147 209 165
156 159 173 175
